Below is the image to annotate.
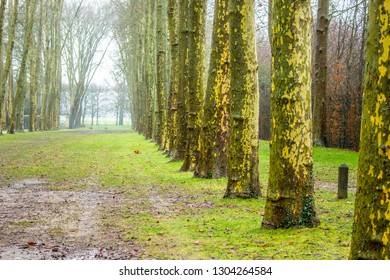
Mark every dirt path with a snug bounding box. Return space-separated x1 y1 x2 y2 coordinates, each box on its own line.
0 179 140 260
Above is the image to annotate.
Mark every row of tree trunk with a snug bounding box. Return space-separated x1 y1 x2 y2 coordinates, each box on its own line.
0 0 63 134
114 0 316 226
114 0 261 198
115 0 390 259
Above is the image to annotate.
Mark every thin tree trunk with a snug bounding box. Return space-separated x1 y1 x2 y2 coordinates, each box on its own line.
155 0 168 147
0 0 6 134
313 0 330 147
29 0 43 132
143 0 156 139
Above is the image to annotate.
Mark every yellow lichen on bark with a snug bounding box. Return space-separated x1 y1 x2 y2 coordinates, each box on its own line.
225 0 260 198
350 0 390 260
262 0 318 228
195 0 230 179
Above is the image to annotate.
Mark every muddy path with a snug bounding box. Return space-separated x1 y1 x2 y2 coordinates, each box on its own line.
0 179 140 260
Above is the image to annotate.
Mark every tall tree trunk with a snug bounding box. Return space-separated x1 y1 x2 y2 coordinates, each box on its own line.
155 0 168 147
349 0 390 260
262 0 319 228
143 0 156 139
29 36 38 132
172 0 191 161
9 0 38 134
52 0 63 130
6 67 13 129
118 95 124 125
195 0 230 179
0 0 6 134
96 95 99 126
41 0 52 131
224 0 260 198
0 0 18 134
313 0 329 147
29 0 43 132
180 0 206 172
166 0 179 156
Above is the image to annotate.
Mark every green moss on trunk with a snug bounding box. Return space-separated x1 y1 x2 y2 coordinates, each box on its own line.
0 0 18 133
225 0 260 198
349 0 390 260
173 0 191 161
262 0 319 228
181 0 206 172
166 0 179 156
195 0 230 179
156 0 168 148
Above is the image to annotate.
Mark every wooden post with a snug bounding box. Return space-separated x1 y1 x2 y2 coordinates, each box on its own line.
338 164 349 199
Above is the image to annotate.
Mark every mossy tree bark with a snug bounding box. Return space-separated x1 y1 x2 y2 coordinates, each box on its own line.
173 0 191 161
28 33 38 132
313 0 330 147
262 0 319 228
0 0 5 134
156 0 168 148
0 0 5 84
224 0 260 198
0 0 18 134
8 0 38 134
28 0 44 132
349 0 390 260
144 0 156 139
181 0 206 172
166 0 178 155
52 0 63 130
166 0 179 156
195 0 230 179
40 0 63 131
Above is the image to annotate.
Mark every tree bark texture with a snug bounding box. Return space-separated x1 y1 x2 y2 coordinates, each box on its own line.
262 0 319 228
29 0 44 132
8 0 38 134
225 0 260 198
144 0 156 139
156 0 168 148
312 0 330 147
0 0 18 133
0 0 5 133
195 0 230 179
181 0 206 172
173 0 191 161
349 0 390 260
166 0 179 156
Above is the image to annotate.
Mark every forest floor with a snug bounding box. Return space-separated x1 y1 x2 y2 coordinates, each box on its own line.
0 126 359 259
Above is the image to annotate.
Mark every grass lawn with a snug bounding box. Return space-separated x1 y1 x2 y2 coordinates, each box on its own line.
0 126 358 259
